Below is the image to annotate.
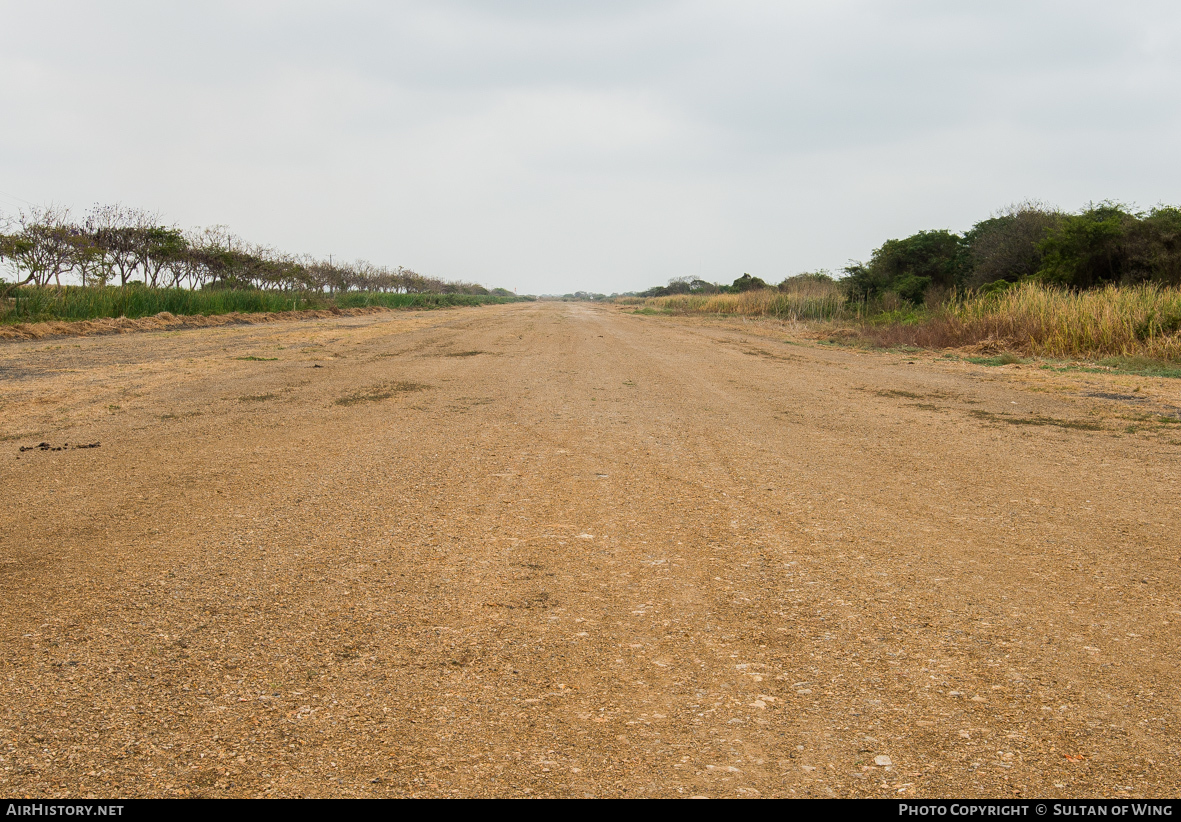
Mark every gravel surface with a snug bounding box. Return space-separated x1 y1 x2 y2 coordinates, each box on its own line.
1 301 1178 798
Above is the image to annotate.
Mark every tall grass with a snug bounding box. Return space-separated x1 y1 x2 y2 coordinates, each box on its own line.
869 282 1181 360
620 280 1181 361
627 278 846 321
0 285 524 324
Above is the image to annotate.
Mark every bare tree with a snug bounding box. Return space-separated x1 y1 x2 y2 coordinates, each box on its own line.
184 225 245 289
0 225 36 298
5 201 493 300
133 225 187 288
68 230 104 287
1 206 81 294
86 204 155 286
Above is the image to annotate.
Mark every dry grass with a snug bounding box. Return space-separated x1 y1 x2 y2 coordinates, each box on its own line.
621 281 1181 361
869 282 1181 359
623 279 845 321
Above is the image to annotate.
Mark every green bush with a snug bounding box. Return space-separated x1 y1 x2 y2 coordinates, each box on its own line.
962 205 1063 289
843 230 965 305
731 273 769 292
892 273 932 305
1036 203 1134 288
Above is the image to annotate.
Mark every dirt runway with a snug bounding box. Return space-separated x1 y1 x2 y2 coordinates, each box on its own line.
1 301 1179 798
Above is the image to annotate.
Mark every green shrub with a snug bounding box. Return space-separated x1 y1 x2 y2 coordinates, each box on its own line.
731 273 769 292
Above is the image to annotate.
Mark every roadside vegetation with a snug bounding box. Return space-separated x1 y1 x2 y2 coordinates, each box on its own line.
2 285 521 324
622 201 1181 364
0 203 526 324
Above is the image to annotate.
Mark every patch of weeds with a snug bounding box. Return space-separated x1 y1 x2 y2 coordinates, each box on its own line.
864 308 927 327
238 393 276 403
1121 412 1181 436
743 348 797 361
1040 364 1110 375
631 308 663 315
877 389 924 399
235 356 279 361
160 411 203 420
908 403 944 412
967 353 1025 366
335 381 429 406
970 409 1102 431
0 431 43 443
1097 356 1181 379
819 327 862 345
1015 416 1102 431
445 350 487 357
1085 391 1146 402
107 404 121 412
1040 356 1181 378
622 380 636 387
446 397 494 412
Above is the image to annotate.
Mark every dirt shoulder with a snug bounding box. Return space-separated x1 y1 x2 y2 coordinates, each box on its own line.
1 302 1178 798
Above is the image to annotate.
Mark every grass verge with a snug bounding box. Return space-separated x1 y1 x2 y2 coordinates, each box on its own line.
1 286 528 325
621 281 1181 365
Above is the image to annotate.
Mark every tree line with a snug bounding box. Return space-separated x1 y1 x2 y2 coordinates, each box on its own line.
843 201 1181 305
635 201 1181 304
0 204 509 299
634 272 803 297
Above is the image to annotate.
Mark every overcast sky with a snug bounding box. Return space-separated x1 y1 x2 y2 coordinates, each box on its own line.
2 1 1179 294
